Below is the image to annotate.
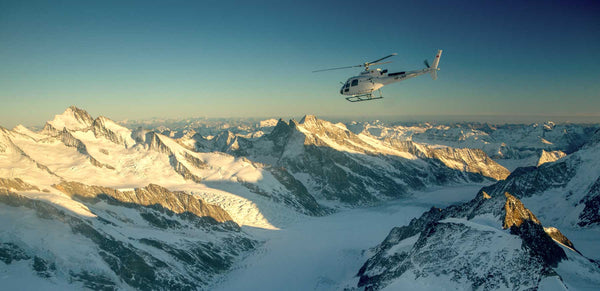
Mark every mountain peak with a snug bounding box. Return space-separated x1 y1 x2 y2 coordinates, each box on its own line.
12 124 28 132
503 192 541 229
48 106 94 131
299 114 318 125
269 119 292 136
258 118 279 128
12 124 45 140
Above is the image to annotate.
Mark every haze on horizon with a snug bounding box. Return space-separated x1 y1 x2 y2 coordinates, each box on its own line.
1 0 599 128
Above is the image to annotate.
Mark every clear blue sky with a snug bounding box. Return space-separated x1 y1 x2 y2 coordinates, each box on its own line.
1 0 599 128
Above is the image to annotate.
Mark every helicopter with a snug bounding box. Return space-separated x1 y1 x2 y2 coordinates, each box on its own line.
313 50 442 102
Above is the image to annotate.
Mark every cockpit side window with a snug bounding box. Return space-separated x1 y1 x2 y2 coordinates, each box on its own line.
351 79 358 86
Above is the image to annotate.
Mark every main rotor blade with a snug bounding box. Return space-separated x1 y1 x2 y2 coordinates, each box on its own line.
312 64 361 72
368 53 397 64
365 61 392 67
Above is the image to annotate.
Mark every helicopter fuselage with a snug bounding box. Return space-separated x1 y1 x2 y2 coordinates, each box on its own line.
313 49 442 102
339 68 432 96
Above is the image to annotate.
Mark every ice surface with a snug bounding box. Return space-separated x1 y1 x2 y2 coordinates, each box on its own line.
214 185 482 290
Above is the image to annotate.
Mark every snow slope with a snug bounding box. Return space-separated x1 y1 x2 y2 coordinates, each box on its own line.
215 185 483 291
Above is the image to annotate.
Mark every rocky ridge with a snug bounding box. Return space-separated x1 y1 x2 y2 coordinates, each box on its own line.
236 115 509 205
0 180 255 290
356 190 595 290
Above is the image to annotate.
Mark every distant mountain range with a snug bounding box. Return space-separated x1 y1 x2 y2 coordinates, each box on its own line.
1 106 598 290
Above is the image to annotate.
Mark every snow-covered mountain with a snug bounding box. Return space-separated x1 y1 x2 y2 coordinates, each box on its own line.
188 115 508 205
357 191 600 290
356 130 600 290
347 120 598 171
3 107 328 224
0 106 330 288
0 180 255 290
2 106 598 290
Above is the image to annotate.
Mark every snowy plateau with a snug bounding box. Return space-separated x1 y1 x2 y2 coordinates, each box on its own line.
1 106 600 290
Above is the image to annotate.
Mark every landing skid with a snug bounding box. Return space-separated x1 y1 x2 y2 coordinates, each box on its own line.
345 90 384 102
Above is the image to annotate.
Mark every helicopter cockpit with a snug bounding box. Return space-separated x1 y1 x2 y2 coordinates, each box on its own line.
340 78 359 94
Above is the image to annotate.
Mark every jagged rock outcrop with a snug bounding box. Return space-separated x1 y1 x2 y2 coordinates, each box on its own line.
356 192 584 290
386 139 510 180
195 130 253 156
537 150 567 166
579 177 600 226
144 132 205 183
503 192 541 229
0 178 40 192
92 116 134 148
262 165 327 215
509 220 567 268
543 226 578 251
431 147 510 180
53 181 234 225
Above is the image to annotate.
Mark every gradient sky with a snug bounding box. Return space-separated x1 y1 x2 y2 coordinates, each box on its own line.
1 0 599 128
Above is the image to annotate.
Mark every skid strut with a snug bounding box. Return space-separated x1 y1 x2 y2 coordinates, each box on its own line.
345 89 384 102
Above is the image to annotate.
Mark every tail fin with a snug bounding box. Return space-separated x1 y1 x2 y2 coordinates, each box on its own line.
430 49 442 80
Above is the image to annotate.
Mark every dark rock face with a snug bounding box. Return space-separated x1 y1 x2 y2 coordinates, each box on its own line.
483 159 577 199
0 187 256 290
357 192 575 290
264 165 329 216
0 242 30 264
579 177 600 226
53 181 236 226
510 220 567 268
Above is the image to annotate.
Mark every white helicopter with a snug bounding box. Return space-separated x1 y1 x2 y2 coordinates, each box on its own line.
313 50 443 102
